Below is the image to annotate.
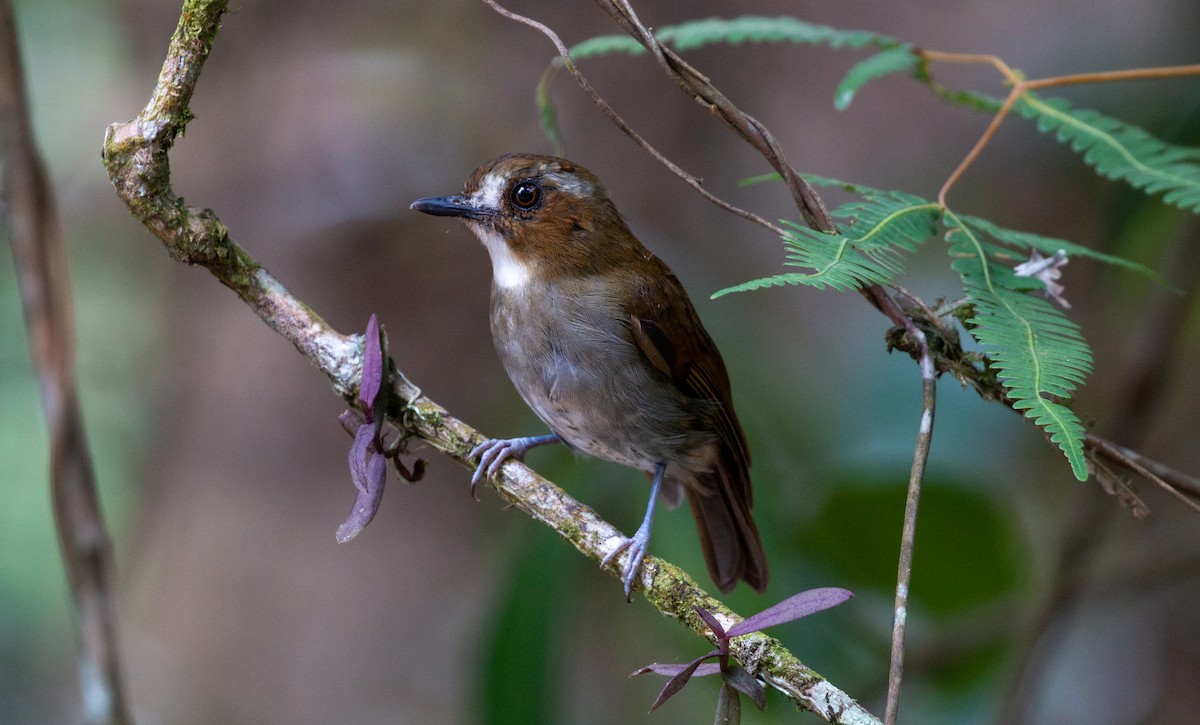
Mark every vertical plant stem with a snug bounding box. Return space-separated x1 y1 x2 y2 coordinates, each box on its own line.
0 1 131 722
869 289 937 725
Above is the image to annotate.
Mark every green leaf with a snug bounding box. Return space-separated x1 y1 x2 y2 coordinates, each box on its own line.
835 47 919 110
717 173 1158 478
1016 94 1200 214
945 210 1091 480
713 192 940 296
565 16 903 62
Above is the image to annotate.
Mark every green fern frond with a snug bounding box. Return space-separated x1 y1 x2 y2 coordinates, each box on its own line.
835 48 919 110
1016 94 1200 213
566 16 902 62
945 211 1091 480
713 190 940 296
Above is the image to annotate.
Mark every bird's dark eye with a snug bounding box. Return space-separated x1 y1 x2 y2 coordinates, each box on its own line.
511 181 541 209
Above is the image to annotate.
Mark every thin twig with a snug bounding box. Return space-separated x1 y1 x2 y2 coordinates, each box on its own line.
1086 435 1200 513
102 3 878 722
998 229 1200 722
480 0 787 237
918 50 1022 82
936 87 1021 206
1023 63 1200 90
0 1 131 722
590 0 836 232
1100 441 1200 498
921 50 1200 206
867 288 937 725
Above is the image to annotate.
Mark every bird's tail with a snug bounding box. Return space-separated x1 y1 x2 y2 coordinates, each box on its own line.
685 457 768 594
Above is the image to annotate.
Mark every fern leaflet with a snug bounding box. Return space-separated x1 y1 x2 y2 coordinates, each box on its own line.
1016 94 1200 214
945 211 1091 480
565 16 903 62
835 48 920 110
713 189 940 296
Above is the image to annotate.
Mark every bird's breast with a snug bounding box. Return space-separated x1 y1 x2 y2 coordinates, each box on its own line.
489 278 715 473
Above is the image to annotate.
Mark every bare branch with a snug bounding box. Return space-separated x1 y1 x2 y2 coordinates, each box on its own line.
1086 434 1200 514
0 0 131 721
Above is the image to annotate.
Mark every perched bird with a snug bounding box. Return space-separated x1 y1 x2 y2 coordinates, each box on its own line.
411 154 767 596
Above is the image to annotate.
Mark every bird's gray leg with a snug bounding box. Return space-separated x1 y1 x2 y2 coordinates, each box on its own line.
601 461 665 600
468 433 561 498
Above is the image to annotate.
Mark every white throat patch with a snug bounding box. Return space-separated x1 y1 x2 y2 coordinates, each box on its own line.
469 224 532 289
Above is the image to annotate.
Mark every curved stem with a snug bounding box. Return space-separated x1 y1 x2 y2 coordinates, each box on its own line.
937 86 1023 207
1024 63 1200 90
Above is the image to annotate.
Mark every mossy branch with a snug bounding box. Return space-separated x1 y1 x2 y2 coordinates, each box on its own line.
100 2 878 722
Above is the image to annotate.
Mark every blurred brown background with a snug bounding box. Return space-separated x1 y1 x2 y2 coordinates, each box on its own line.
3 0 1199 723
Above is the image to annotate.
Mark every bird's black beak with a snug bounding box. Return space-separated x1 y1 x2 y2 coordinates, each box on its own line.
410 195 493 221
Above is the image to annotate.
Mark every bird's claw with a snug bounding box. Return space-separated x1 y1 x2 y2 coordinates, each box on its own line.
468 438 522 499
468 434 561 499
601 531 650 601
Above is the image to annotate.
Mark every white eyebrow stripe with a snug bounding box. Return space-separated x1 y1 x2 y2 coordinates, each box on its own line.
544 171 593 197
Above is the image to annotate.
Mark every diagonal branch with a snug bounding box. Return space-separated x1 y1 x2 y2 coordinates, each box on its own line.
101 3 879 723
591 0 836 233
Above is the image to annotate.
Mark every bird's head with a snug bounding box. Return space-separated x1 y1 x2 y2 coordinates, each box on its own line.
411 153 643 288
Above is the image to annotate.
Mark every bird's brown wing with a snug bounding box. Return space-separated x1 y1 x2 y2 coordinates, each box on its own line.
626 262 767 592
626 264 750 492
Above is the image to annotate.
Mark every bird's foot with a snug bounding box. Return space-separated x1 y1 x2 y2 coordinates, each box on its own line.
468 433 560 499
601 525 651 601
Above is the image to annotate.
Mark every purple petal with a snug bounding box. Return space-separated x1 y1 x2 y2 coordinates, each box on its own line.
348 423 376 494
336 451 387 543
726 587 854 636
631 662 722 678
722 666 766 710
695 605 728 640
359 314 383 409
